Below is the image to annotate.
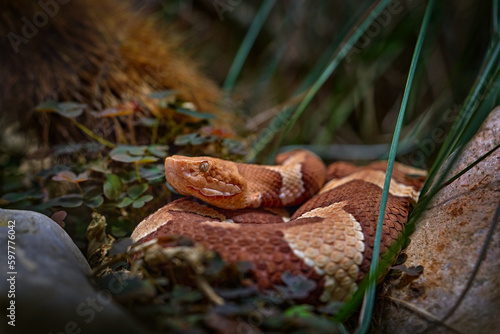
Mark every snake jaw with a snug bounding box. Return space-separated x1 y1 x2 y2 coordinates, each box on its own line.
195 185 242 197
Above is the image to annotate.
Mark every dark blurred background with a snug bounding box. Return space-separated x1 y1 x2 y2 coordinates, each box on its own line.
161 0 492 165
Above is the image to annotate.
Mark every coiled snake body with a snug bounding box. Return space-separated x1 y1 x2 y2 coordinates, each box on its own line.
132 150 426 303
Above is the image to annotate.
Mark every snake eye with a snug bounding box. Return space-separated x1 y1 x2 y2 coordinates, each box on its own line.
199 161 210 173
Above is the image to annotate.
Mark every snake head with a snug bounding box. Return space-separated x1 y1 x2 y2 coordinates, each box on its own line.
164 155 248 209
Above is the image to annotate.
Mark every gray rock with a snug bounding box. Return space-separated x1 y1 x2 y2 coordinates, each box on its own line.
0 209 150 334
377 107 500 333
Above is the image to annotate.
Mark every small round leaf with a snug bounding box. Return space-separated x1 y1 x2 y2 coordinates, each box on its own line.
103 174 124 200
127 184 148 200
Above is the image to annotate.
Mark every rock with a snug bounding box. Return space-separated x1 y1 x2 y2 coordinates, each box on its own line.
377 107 500 333
0 209 150 334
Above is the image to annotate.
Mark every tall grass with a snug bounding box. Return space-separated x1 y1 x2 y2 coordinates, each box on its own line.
202 0 498 332
355 2 435 333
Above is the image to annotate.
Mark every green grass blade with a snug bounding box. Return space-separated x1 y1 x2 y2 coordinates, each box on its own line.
355 1 435 333
441 39 499 154
295 2 373 95
245 105 295 162
455 68 500 148
246 0 393 162
252 2 303 94
494 0 499 34
409 61 499 232
338 322 350 334
421 36 500 195
384 52 500 334
222 0 276 91
325 50 402 137
248 4 374 163
417 66 500 211
434 143 499 195
276 0 395 149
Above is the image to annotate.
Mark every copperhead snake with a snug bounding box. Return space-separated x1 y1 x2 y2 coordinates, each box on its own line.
131 150 426 303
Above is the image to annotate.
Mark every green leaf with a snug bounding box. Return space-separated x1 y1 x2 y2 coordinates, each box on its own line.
278 272 317 300
57 102 86 118
110 145 147 157
51 194 83 208
109 146 128 156
117 170 138 183
110 145 159 163
139 165 165 182
52 170 78 182
146 177 164 184
147 90 178 100
2 189 44 203
87 160 109 174
53 142 103 155
132 194 153 208
37 165 71 178
35 100 59 112
127 146 147 156
117 197 133 208
84 194 104 208
174 133 198 145
111 225 129 238
171 286 203 303
111 154 158 163
111 154 143 163
173 107 216 119
36 101 86 118
127 184 148 200
134 156 159 163
52 170 89 183
103 174 124 200
137 118 159 127
166 181 179 194
284 305 314 318
147 145 169 158
98 272 155 300
174 133 217 146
